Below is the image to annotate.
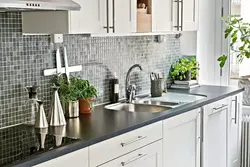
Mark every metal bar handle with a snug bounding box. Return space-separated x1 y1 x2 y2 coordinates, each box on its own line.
176 0 180 31
121 154 147 166
213 104 228 111
121 136 147 147
104 0 110 33
129 0 132 21
180 0 184 31
232 96 238 124
98 0 100 21
193 0 196 22
112 0 115 33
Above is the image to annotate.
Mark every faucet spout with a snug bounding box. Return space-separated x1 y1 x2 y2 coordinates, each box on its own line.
125 64 143 102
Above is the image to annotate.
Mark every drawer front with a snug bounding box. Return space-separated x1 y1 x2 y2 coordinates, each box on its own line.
205 97 230 116
89 121 163 167
34 147 88 167
98 140 163 167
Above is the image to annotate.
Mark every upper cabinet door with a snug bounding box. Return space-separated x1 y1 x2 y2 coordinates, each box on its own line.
69 0 102 34
152 0 172 32
100 0 137 34
172 0 199 31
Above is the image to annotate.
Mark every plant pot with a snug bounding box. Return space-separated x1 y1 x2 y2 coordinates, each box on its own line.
184 71 191 81
64 101 79 118
79 98 93 114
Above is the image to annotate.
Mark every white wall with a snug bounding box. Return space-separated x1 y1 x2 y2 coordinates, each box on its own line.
197 0 229 85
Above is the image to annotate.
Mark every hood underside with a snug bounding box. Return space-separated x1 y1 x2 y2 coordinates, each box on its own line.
0 0 81 12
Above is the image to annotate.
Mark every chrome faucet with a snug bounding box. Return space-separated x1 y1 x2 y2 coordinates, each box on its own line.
125 64 143 103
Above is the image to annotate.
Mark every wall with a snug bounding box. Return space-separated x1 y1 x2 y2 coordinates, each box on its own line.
197 0 229 86
0 12 181 129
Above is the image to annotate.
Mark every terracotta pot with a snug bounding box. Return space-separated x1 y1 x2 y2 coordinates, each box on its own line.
79 98 93 114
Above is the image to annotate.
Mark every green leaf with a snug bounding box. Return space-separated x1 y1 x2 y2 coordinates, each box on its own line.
217 55 228 68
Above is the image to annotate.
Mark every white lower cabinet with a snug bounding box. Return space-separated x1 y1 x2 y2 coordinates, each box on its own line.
228 93 243 167
34 147 88 167
203 97 231 167
163 108 201 167
98 140 162 167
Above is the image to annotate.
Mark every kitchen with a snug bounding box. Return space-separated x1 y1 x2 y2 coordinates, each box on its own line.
0 0 249 167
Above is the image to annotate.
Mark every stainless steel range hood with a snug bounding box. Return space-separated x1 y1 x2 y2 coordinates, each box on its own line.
0 0 81 12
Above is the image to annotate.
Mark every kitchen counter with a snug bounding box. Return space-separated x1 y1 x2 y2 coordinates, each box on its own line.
9 85 244 167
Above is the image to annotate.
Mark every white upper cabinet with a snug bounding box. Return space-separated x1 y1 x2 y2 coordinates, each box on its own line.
152 0 172 32
163 108 201 167
172 0 199 31
228 93 243 167
100 0 137 34
22 0 102 34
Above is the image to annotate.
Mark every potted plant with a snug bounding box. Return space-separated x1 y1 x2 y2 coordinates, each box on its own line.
54 75 80 118
170 57 200 81
74 78 98 114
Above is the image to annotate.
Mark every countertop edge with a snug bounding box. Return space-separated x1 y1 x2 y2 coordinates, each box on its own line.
12 87 245 167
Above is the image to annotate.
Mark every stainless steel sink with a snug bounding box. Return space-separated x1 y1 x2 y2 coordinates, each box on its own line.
105 103 170 113
133 99 182 107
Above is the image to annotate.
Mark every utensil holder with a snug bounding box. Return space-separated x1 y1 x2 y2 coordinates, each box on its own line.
64 101 79 118
151 79 162 97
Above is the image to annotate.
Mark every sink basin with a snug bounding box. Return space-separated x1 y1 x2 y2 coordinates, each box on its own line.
105 103 169 113
133 99 181 107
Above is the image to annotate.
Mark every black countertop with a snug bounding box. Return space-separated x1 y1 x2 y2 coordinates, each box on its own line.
10 85 244 167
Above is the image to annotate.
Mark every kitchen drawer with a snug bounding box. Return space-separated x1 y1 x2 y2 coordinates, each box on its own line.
34 147 88 167
89 121 162 167
205 97 230 116
98 140 163 167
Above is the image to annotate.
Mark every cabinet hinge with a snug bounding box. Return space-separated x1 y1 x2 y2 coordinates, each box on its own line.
221 7 224 17
220 68 223 76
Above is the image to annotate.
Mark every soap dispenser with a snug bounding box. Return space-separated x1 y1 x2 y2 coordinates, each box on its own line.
110 72 119 103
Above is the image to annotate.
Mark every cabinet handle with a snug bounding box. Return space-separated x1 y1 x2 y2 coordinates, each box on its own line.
98 0 100 21
200 107 204 143
112 0 115 33
232 96 238 124
121 136 147 147
176 0 180 31
213 104 228 111
180 0 183 31
121 154 147 166
129 0 132 22
104 0 110 33
193 0 195 22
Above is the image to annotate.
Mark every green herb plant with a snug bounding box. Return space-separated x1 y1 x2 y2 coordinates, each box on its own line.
170 57 200 81
218 16 250 68
54 75 98 108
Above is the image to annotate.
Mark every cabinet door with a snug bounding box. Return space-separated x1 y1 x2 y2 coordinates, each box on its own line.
34 147 88 167
69 0 102 34
163 108 201 167
172 0 198 31
228 93 243 167
100 0 136 34
98 140 162 167
203 98 230 167
152 0 172 32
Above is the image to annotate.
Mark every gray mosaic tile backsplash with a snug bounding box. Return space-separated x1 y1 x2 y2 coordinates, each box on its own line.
0 12 181 128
